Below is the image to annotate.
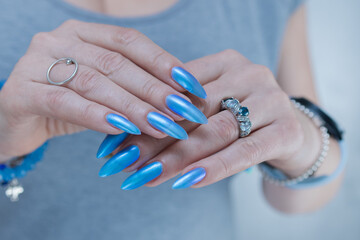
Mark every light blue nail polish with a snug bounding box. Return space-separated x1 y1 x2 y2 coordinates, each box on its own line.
106 113 141 135
166 94 208 124
171 67 207 99
147 112 188 140
99 145 140 177
121 162 163 190
172 167 206 189
96 133 129 158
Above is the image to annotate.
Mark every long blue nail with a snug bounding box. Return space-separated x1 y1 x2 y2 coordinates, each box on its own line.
171 67 207 99
99 145 140 177
166 95 208 124
97 133 129 158
147 112 188 140
106 113 141 135
172 167 206 189
121 162 163 190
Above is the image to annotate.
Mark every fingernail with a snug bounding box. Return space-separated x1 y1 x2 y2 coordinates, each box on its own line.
166 94 208 124
106 113 141 135
171 67 207 99
121 162 163 190
172 167 206 189
99 145 140 177
96 133 129 158
147 112 188 140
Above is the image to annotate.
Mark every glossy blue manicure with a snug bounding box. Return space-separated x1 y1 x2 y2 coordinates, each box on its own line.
96 133 129 158
121 162 163 190
106 113 141 135
99 145 140 177
166 94 208 124
172 167 206 189
147 112 188 140
171 67 207 99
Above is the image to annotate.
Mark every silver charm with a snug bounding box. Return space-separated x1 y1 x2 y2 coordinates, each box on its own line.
5 179 24 202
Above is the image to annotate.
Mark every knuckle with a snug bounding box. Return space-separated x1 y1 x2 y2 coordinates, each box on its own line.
219 49 250 69
112 27 142 47
217 155 233 177
266 89 288 103
45 89 70 112
222 49 239 58
211 112 239 144
222 49 244 62
74 69 100 95
253 64 273 80
95 51 127 76
79 102 98 120
60 19 81 29
120 97 138 117
238 138 264 166
141 80 163 100
31 32 54 47
150 50 173 69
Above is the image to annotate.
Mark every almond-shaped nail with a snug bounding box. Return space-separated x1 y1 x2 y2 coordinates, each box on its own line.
121 162 163 190
166 94 208 124
106 113 141 135
96 133 129 158
99 145 140 177
147 112 188 140
172 167 206 189
171 67 207 99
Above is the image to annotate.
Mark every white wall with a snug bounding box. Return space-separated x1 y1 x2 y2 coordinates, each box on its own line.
230 0 360 239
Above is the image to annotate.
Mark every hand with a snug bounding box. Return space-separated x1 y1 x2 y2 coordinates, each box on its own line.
0 20 207 160
104 50 323 190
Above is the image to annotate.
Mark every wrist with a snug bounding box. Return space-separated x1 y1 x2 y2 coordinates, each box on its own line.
268 104 323 177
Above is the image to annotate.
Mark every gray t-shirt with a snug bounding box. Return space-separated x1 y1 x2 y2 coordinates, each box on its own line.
0 0 303 239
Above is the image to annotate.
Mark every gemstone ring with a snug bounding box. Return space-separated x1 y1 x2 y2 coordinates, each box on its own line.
221 97 252 137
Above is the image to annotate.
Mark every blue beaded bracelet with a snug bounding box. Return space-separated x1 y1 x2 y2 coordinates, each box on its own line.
0 78 47 201
0 143 48 183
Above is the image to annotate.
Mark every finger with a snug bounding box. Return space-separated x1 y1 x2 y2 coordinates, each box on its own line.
184 49 251 85
55 20 192 92
144 93 274 186
121 76 278 171
179 125 283 188
45 39 193 121
27 83 127 135
31 56 181 138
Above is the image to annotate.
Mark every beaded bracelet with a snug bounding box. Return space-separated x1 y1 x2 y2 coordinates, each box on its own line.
258 98 346 188
0 144 47 201
0 78 47 201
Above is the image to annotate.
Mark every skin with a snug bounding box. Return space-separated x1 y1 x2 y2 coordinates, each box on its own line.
0 19 195 160
0 0 343 214
116 5 342 213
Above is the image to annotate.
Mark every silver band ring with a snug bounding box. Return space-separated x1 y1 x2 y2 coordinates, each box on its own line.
221 97 252 137
47 57 78 86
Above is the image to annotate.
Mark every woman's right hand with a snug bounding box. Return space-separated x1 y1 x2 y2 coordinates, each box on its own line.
0 20 206 160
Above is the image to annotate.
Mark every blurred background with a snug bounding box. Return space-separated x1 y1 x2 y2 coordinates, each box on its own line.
230 0 360 239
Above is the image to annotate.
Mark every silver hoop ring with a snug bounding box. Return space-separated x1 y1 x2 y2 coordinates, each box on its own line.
221 97 252 137
46 57 78 86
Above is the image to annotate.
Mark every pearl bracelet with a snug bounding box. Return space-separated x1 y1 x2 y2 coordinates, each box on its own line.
258 99 331 187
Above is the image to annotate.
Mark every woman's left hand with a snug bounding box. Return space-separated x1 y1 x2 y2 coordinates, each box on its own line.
115 49 322 188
